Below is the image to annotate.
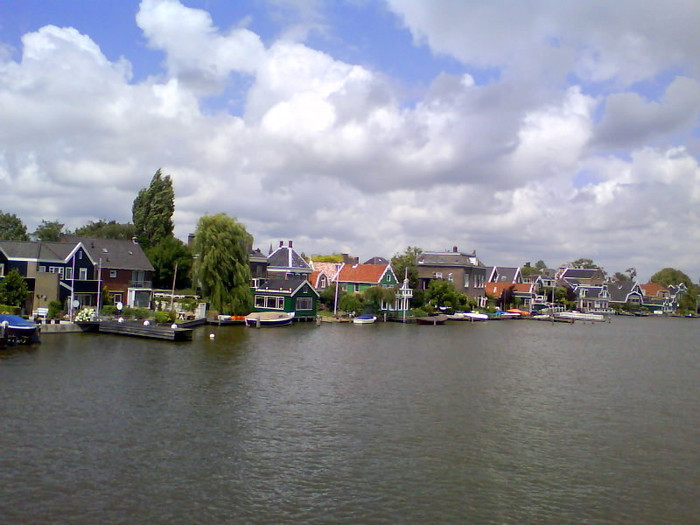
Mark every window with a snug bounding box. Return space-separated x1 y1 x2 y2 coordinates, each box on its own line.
39 265 47 273
79 268 88 280
0 263 4 276
255 295 284 309
49 267 64 278
296 297 313 310
64 268 73 280
78 251 82 260
110 270 117 278
448 273 454 282
433 272 443 279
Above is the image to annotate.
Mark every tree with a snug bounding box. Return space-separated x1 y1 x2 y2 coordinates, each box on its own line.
339 292 363 314
391 246 422 289
363 286 397 314
192 214 252 315
146 236 193 289
613 272 630 282
650 267 697 312
34 219 65 241
0 268 29 307
572 258 598 269
310 254 345 263
0 211 29 241
132 169 175 248
73 220 136 239
425 279 462 310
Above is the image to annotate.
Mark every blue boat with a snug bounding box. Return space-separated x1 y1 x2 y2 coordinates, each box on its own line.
0 314 40 346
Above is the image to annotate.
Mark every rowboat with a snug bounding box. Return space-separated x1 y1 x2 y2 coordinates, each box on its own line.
245 311 295 327
414 314 448 325
353 313 377 324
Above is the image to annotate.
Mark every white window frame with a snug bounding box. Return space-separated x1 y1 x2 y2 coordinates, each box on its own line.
110 270 117 278
255 295 285 309
64 267 73 280
0 263 4 277
39 265 47 273
79 267 88 280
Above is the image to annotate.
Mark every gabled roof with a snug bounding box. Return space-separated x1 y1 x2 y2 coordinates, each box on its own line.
608 281 642 302
267 245 311 272
561 268 602 279
363 256 389 265
484 282 513 298
0 240 91 264
337 263 394 284
0 240 42 260
487 266 521 283
256 278 319 297
640 282 669 298
67 237 154 271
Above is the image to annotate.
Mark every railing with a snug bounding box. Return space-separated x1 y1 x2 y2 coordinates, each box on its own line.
129 280 153 288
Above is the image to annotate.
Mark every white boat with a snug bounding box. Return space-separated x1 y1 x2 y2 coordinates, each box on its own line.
557 312 606 322
353 313 377 324
462 312 489 321
245 311 295 327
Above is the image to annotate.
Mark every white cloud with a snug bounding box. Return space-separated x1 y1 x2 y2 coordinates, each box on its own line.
0 0 697 283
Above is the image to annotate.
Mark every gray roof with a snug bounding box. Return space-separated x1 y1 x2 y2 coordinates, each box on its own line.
267 246 311 272
363 256 389 265
0 240 42 259
418 250 484 268
488 266 520 283
256 278 319 296
608 281 642 302
562 268 600 279
69 237 154 271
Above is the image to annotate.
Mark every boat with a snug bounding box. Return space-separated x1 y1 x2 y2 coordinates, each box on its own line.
353 313 377 324
215 314 246 325
446 312 472 321
414 314 448 325
557 311 607 322
245 311 295 327
0 314 41 345
462 312 489 321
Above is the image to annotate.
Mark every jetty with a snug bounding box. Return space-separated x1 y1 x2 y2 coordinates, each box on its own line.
76 321 193 341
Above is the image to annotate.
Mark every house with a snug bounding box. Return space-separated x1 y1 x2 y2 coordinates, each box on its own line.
574 284 611 313
252 278 319 321
484 281 537 310
534 268 558 289
308 261 343 291
267 241 312 280
70 237 155 309
0 240 101 315
336 263 398 293
416 246 487 307
558 267 606 288
607 281 644 309
249 248 268 289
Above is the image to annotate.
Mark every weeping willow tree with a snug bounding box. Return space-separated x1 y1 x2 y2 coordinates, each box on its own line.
192 214 253 315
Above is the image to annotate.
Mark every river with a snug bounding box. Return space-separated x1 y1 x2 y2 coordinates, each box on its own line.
1 317 698 523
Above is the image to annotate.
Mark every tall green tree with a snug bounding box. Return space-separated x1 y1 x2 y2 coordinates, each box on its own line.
363 286 397 314
192 214 252 315
132 169 175 248
73 220 136 239
0 211 29 241
650 267 697 312
34 220 65 241
391 246 422 289
425 279 464 310
146 236 193 289
0 268 29 307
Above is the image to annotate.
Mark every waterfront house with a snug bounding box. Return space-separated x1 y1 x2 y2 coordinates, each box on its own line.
336 263 399 293
252 278 319 321
308 261 343 291
574 284 611 313
71 237 155 309
416 247 487 307
558 267 606 288
487 266 522 284
608 281 644 310
249 248 268 289
484 281 537 310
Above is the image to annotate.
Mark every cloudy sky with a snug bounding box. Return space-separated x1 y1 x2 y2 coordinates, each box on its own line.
1 0 698 281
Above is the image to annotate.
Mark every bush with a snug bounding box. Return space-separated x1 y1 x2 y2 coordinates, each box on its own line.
48 300 63 319
101 305 117 316
0 304 21 315
154 310 175 324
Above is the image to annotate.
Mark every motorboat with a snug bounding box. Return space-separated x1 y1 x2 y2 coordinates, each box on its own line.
462 312 489 321
0 314 41 345
414 314 448 325
353 313 377 324
245 311 295 327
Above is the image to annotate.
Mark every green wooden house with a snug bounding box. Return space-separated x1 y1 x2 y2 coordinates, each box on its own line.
252 278 319 321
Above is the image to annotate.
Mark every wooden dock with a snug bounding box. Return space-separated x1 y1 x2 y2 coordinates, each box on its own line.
76 321 193 341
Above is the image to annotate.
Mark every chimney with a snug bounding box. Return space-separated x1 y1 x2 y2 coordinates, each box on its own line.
453 246 458 253
187 233 195 247
289 240 293 248
279 241 284 248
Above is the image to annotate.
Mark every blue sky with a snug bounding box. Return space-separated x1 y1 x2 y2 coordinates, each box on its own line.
0 0 698 281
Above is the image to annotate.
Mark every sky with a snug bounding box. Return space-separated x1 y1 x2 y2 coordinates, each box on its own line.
0 0 698 282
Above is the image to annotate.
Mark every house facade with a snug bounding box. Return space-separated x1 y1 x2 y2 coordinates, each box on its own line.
336 263 398 293
608 281 644 309
417 247 487 307
252 278 319 321
267 241 312 280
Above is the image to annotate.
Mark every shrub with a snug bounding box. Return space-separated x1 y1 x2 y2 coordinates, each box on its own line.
154 310 175 324
101 305 117 316
48 300 63 319
0 304 21 315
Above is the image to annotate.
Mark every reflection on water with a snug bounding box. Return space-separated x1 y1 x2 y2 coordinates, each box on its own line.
1 317 698 523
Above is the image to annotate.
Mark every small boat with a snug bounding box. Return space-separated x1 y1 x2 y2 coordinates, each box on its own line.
245 311 295 327
415 314 448 325
0 314 41 345
353 313 377 324
446 312 472 321
462 312 489 321
557 312 607 322
216 315 246 325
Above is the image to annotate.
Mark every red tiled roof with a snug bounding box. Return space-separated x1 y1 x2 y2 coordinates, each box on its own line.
338 264 387 284
485 282 512 298
640 282 668 297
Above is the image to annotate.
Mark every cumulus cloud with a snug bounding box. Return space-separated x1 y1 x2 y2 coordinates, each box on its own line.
0 0 697 281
